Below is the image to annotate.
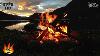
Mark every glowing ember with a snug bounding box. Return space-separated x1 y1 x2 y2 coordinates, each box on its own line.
3 43 14 54
56 23 60 26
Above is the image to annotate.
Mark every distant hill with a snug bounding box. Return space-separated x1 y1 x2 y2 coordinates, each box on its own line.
0 11 28 27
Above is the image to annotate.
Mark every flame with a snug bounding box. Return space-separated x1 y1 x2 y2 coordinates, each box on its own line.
37 12 69 43
38 12 57 28
39 26 67 43
3 43 14 54
46 13 57 23
60 26 68 33
48 27 54 33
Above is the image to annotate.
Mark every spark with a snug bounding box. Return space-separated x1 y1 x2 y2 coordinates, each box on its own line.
64 13 67 17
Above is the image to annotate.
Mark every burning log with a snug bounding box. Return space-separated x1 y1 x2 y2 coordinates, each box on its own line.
31 12 72 43
36 29 48 41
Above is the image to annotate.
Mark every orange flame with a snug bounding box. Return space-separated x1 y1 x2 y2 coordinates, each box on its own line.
60 26 68 33
3 43 14 54
38 12 68 43
46 13 57 23
39 12 57 25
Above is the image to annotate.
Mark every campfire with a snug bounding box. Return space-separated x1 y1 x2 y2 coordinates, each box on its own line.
3 43 14 54
36 12 69 43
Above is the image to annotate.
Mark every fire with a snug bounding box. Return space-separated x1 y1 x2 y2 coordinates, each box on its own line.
60 26 68 33
37 12 68 43
48 27 54 33
46 13 57 23
3 43 14 54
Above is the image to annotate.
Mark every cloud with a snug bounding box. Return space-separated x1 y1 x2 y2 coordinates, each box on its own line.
0 0 72 17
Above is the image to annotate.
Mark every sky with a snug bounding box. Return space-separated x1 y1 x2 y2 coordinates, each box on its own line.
0 0 72 17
